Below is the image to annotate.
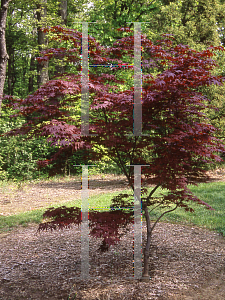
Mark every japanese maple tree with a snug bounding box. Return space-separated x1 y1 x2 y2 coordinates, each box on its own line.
5 26 225 279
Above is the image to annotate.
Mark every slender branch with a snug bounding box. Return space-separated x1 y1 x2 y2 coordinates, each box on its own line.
143 202 151 233
146 183 161 202
148 200 164 213
130 136 138 162
102 107 109 133
150 204 178 234
115 146 134 190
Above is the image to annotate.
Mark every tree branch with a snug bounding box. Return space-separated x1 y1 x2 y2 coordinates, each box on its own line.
150 204 178 234
115 145 134 190
146 183 161 202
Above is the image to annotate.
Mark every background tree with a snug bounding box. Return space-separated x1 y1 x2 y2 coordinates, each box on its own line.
0 0 73 180
5 1 38 97
2 0 225 100
152 0 224 48
36 0 49 87
0 0 11 114
58 0 67 25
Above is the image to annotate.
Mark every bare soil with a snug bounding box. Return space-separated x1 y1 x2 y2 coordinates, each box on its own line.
0 172 225 299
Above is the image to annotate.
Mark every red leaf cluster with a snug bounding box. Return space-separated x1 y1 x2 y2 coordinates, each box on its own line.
38 204 134 252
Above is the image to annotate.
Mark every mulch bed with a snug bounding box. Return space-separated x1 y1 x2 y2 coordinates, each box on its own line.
0 221 225 299
0 171 225 299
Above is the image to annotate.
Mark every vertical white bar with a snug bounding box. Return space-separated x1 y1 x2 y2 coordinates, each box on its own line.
133 165 142 279
81 22 89 136
81 165 89 278
133 22 142 136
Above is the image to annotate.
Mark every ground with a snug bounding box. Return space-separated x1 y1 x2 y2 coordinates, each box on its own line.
0 172 225 299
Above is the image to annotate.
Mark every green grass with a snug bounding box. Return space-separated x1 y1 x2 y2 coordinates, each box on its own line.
0 209 45 233
0 189 130 233
0 181 224 237
146 182 225 237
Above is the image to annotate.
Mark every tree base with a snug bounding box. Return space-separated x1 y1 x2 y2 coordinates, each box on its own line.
140 276 151 282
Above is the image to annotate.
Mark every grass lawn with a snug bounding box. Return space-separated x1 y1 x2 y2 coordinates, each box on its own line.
148 182 225 237
0 181 224 237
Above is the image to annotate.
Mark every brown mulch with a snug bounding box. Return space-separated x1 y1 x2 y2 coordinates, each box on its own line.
0 174 130 216
0 172 225 299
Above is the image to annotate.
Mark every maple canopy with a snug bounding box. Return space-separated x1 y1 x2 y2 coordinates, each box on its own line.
5 26 225 252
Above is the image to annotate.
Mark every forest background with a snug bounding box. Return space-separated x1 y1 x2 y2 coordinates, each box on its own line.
1 0 225 181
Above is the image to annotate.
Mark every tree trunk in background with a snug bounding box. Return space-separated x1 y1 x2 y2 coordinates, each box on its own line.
28 55 35 93
54 0 67 77
7 43 15 95
37 0 48 88
0 0 11 115
6 5 14 96
58 0 67 25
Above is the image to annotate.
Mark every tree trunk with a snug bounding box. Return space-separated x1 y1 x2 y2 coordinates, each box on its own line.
54 0 67 77
36 0 48 87
7 44 13 94
58 0 67 25
0 0 11 114
28 55 35 93
141 202 152 281
6 10 15 95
